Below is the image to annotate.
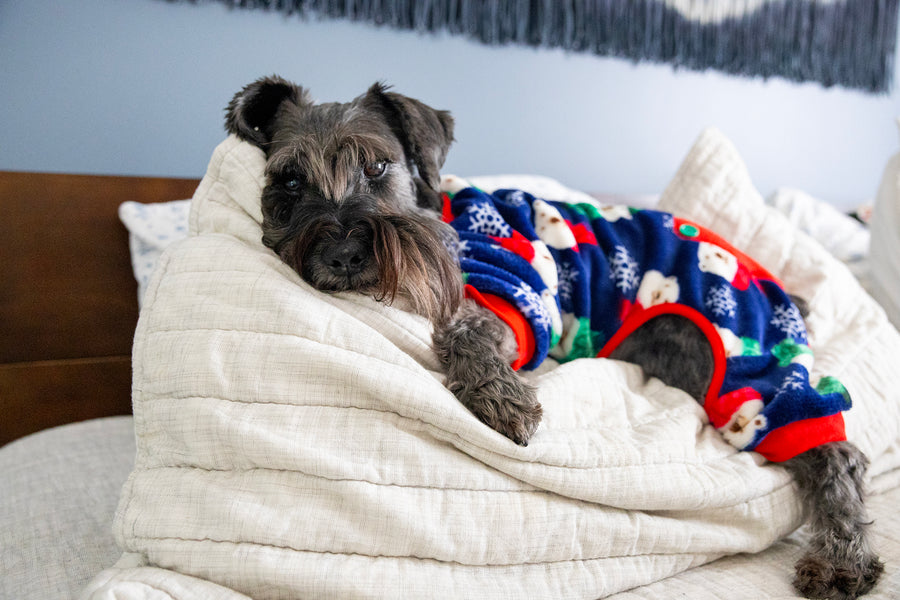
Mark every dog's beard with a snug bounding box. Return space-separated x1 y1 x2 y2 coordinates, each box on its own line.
266 208 463 326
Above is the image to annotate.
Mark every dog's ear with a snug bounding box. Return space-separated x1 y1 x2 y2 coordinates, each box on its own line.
225 75 311 148
364 83 454 192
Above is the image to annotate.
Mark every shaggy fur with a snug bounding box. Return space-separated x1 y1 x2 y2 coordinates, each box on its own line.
617 318 884 600
226 76 883 599
432 300 542 446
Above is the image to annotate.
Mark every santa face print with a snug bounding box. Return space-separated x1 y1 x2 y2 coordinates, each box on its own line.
533 199 578 250
721 398 767 449
697 242 738 283
637 270 680 308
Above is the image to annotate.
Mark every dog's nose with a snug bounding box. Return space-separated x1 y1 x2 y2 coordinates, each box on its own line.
322 239 368 277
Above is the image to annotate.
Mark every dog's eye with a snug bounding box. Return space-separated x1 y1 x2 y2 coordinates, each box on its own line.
283 178 302 193
363 161 387 179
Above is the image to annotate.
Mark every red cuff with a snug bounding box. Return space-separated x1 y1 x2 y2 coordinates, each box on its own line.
753 413 847 462
464 285 535 371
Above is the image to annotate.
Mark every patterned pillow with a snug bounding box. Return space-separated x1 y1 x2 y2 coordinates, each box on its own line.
118 199 191 305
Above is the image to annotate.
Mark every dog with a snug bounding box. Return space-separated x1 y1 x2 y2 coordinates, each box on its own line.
225 75 883 599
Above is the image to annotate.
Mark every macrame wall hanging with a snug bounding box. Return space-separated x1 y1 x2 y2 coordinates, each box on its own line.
170 0 899 93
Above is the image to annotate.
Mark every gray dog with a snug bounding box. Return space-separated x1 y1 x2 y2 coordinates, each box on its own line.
226 75 883 599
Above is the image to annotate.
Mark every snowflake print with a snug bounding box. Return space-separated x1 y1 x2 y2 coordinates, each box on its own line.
608 245 640 293
504 190 528 207
466 202 511 237
661 213 675 231
557 261 579 303
770 304 806 340
705 284 737 318
778 369 808 394
512 282 552 331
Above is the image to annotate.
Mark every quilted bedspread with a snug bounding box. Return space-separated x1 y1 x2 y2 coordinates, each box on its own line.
83 131 900 599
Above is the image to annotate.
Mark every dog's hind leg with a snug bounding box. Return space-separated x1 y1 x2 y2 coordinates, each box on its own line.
784 441 884 600
433 300 542 446
605 313 884 598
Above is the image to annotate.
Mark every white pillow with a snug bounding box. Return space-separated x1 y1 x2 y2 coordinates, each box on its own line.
766 188 871 280
867 119 900 329
466 173 659 208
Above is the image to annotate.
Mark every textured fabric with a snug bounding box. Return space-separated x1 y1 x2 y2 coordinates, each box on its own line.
767 188 871 269
166 0 900 92
608 465 900 600
3 418 894 600
0 417 136 600
868 119 900 329
81 131 900 599
444 185 851 462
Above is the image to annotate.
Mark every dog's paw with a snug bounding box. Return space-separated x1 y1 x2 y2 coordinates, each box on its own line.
435 301 543 445
793 550 884 600
453 376 542 446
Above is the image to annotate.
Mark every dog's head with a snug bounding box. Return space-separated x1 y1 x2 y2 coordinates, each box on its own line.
226 76 461 324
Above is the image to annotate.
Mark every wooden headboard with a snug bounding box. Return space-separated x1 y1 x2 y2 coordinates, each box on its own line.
0 171 201 446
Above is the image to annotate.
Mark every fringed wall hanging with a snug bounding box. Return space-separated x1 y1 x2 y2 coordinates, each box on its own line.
170 0 900 93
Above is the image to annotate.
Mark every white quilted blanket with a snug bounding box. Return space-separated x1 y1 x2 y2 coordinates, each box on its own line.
84 130 900 599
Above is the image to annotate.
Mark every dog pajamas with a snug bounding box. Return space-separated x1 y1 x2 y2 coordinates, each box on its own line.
441 185 851 462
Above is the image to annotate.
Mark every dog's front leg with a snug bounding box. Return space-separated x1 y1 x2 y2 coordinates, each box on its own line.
433 299 542 446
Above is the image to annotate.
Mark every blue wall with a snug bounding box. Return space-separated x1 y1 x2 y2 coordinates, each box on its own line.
2 0 898 209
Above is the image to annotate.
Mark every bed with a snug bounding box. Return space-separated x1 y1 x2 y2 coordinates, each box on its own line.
2 127 900 599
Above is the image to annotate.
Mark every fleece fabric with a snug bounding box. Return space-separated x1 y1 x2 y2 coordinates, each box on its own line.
444 186 850 461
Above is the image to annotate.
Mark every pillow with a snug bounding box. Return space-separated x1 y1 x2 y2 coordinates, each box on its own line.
867 119 900 329
766 187 870 274
466 174 659 208
118 200 191 305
